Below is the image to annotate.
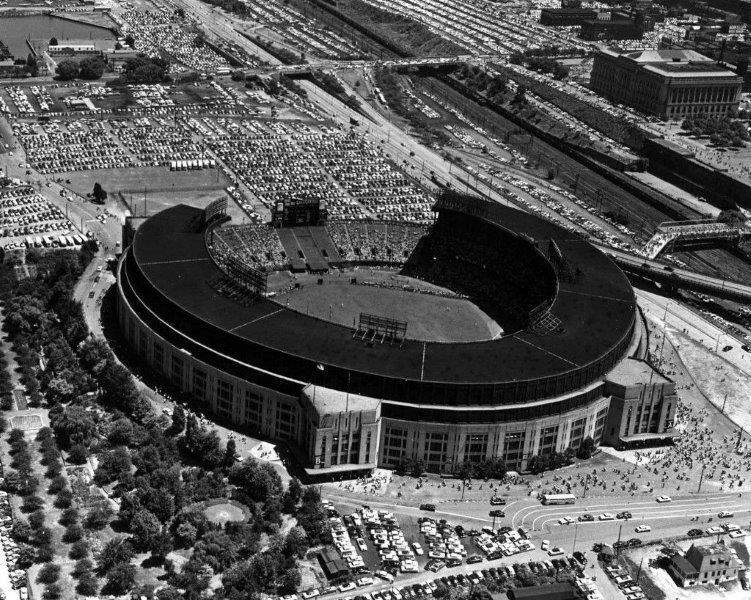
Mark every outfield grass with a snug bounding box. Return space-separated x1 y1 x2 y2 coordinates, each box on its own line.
274 269 501 343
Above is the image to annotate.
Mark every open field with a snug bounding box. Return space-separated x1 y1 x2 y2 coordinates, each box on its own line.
272 268 501 342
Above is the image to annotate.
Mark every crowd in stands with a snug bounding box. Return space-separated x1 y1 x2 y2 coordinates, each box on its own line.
210 224 287 271
325 221 429 262
402 215 554 329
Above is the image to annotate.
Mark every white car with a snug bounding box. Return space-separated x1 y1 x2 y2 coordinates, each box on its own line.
706 526 724 535
634 525 651 533
599 513 615 521
729 530 745 539
656 496 672 503
541 539 550 551
718 511 734 518
356 538 367 552
412 542 424 556
548 547 564 556
338 583 356 593
356 578 373 587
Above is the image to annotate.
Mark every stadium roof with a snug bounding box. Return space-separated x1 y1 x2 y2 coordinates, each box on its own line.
125 201 635 405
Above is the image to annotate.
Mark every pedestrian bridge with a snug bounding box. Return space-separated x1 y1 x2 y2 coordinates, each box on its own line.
640 218 751 259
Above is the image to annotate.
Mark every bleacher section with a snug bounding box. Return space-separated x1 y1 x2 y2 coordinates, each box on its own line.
210 225 287 271
402 212 556 332
276 228 308 271
325 221 429 263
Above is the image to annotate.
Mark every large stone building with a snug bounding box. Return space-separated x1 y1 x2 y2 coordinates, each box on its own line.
590 47 743 119
117 198 676 479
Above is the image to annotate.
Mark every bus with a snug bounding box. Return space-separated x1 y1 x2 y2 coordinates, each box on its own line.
541 493 576 505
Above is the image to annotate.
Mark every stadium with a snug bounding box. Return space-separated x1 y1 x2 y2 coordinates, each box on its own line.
116 192 677 477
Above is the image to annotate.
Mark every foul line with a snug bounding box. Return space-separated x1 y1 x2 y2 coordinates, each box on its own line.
229 309 284 332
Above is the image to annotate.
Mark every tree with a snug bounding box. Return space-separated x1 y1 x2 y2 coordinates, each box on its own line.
49 37 58 46
50 405 96 449
78 57 104 80
513 85 527 105
576 436 596 459
92 183 107 204
72 558 94 578
278 567 301 594
55 59 79 81
37 563 60 584
283 526 308 559
131 509 161 548
97 538 134 574
22 495 44 513
124 34 135 47
42 584 61 600
68 444 89 465
69 540 90 560
175 521 197 546
26 54 38 77
94 447 132 485
76 573 99 596
223 439 237 469
229 458 283 503
103 563 136 595
59 507 79 527
84 503 113 530
170 405 185 434
62 524 84 543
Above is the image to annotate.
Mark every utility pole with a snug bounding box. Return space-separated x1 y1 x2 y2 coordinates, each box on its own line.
572 522 579 553
721 394 728 414
615 522 623 557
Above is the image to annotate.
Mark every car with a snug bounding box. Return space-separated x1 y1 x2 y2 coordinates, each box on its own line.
573 551 587 564
617 511 632 519
412 542 424 556
302 591 320 599
707 526 724 534
548 547 564 557
656 496 672 503
356 578 373 587
490 496 506 506
96 265 103 272
467 555 483 564
88 290 95 298
723 345 733 352
338 583 356 593
356 538 367 552
635 525 651 533
420 503 436 512
718 511 734 518
541 540 550 551
599 513 616 521
688 528 703 537
489 509 505 518
729 530 745 538
627 538 642 547
578 514 594 522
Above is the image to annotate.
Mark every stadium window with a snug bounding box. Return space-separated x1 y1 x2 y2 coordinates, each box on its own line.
192 368 207 401
538 425 559 456
171 355 184 389
502 431 525 468
216 379 234 419
423 432 448 472
463 433 488 463
275 403 296 440
244 390 262 430
153 342 164 374
137 329 147 360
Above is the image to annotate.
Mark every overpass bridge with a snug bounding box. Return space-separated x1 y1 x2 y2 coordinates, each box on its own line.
600 245 751 303
640 218 751 259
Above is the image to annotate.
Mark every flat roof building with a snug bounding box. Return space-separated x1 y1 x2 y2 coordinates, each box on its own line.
590 47 742 119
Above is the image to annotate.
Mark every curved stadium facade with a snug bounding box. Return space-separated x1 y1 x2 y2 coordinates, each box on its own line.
117 194 678 477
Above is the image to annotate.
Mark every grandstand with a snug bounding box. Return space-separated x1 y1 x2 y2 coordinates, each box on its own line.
117 192 677 477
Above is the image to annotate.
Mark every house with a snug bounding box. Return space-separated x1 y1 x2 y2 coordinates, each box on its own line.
669 543 741 587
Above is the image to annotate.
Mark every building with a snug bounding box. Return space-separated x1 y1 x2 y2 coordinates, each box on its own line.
580 12 650 40
590 47 743 119
117 195 672 479
602 358 677 448
540 8 598 26
669 543 741 586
